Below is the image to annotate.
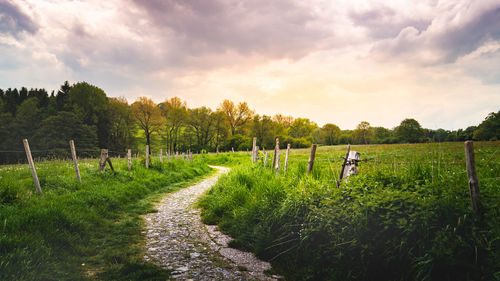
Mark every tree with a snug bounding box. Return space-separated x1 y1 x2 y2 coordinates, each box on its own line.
131 97 164 148
67 82 110 148
187 107 216 150
159 97 188 152
218 100 254 135
273 114 294 128
321 123 341 145
289 118 317 139
396 118 425 143
473 111 500 141
108 97 136 152
373 127 395 143
251 115 275 149
212 111 229 152
353 121 373 144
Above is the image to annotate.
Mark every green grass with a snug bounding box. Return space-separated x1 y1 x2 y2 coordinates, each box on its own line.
0 156 212 280
199 142 500 281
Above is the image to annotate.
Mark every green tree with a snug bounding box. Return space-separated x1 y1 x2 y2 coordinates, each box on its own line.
159 97 188 152
321 123 341 145
187 107 216 150
353 121 373 144
396 118 425 143
131 97 164 148
251 115 276 149
67 82 110 148
218 100 254 135
473 111 500 141
108 97 136 152
289 118 317 139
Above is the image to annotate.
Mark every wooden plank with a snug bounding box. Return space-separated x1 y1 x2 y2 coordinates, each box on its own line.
284 143 291 173
465 141 480 213
99 149 108 172
127 149 131 171
307 144 317 175
337 144 351 187
69 140 81 183
23 139 42 195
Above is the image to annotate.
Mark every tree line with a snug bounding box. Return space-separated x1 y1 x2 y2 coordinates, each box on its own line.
0 81 498 163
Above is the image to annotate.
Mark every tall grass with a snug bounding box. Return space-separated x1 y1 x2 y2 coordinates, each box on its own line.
199 142 500 281
0 156 211 280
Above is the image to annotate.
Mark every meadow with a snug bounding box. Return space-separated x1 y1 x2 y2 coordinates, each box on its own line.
199 142 500 280
0 156 212 280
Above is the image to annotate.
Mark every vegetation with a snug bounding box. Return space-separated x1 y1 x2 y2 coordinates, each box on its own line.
0 156 211 280
199 142 500 281
1 82 499 164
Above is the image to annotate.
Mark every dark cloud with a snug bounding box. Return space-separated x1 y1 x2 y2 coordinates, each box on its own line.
350 6 431 39
129 0 334 60
0 0 38 37
371 2 500 64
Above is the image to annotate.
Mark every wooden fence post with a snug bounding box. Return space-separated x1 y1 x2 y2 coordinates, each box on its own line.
343 151 360 179
176 151 179 160
273 138 280 173
160 148 163 163
232 147 235 153
69 140 81 183
23 139 42 195
284 143 290 173
145 145 149 168
167 150 170 162
99 149 108 172
307 144 317 175
252 137 257 163
255 146 259 162
465 141 480 213
127 149 131 171
337 144 351 187
264 151 268 167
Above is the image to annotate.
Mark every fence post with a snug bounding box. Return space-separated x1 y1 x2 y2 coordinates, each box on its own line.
176 151 179 160
99 149 108 172
337 144 351 187
145 145 149 168
127 149 131 171
307 144 317 175
252 137 257 163
343 151 360 179
284 143 290 173
23 139 42 195
264 151 268 167
167 150 170 162
273 138 280 173
160 148 163 163
465 141 480 213
255 146 259 162
69 140 81 183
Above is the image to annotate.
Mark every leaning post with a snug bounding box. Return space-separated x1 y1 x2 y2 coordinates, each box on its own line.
307 144 317 175
23 139 42 195
69 140 81 183
465 141 480 213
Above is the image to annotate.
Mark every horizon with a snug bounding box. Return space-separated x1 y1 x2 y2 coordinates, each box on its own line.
1 0 499 130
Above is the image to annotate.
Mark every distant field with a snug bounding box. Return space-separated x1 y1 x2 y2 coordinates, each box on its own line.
200 141 500 281
0 157 212 281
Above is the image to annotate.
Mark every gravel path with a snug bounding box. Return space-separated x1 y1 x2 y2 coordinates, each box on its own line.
143 166 279 280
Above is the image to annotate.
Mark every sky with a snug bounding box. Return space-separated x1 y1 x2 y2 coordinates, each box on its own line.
0 0 499 130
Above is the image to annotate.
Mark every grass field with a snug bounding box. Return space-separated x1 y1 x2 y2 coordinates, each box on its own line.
0 156 212 280
200 141 500 281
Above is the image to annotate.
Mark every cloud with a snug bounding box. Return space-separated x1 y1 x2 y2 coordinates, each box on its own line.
129 0 335 61
371 0 500 64
0 0 38 37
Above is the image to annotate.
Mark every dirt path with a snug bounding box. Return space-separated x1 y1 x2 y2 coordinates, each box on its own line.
143 166 278 280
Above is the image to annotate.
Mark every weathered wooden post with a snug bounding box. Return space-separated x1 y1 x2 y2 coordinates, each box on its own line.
160 148 163 163
232 147 235 153
69 140 81 183
167 149 170 162
465 141 480 213
175 151 179 160
273 138 280 174
337 144 351 187
255 146 259 162
284 143 291 173
145 145 149 168
264 151 268 167
99 149 108 172
307 144 317 175
342 151 360 178
127 149 131 171
252 137 257 163
23 139 42 195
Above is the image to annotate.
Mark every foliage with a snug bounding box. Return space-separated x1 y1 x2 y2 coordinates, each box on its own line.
200 142 500 281
0 156 211 280
474 111 500 141
131 97 164 147
396 118 425 143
